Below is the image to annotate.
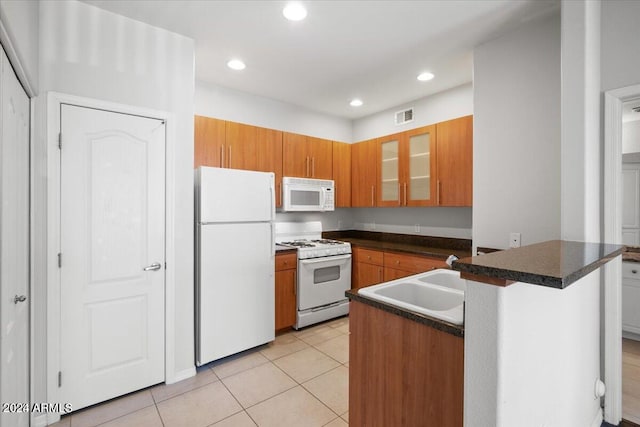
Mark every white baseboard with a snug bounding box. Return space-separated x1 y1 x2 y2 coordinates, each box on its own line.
622 330 640 341
32 413 49 427
590 407 603 427
166 366 196 385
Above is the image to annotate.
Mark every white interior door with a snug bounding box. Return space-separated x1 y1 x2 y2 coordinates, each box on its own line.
0 46 30 427
59 104 165 411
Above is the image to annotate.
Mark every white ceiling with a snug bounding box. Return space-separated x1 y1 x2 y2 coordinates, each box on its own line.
82 0 559 119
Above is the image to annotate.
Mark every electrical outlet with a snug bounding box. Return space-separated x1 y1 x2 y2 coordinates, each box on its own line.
414 224 421 233
509 232 521 248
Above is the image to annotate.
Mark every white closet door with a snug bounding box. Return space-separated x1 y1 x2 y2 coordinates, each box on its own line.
0 46 30 427
59 104 166 411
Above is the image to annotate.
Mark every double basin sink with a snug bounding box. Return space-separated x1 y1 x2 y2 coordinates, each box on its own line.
358 269 465 325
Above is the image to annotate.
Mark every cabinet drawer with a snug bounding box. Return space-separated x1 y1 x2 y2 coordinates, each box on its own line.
276 253 297 271
354 247 383 266
622 262 640 280
383 252 446 273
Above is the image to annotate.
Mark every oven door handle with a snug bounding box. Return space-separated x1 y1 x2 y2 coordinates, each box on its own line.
299 254 352 264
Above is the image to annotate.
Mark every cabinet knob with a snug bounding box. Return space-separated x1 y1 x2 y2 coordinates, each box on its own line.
396 260 400 265
284 261 288 265
367 256 371 260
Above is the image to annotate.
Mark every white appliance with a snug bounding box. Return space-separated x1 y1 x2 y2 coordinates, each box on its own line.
195 167 275 366
281 177 335 212
275 222 351 329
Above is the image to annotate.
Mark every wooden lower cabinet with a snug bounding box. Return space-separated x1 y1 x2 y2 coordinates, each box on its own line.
275 253 297 331
383 251 447 281
349 300 464 426
352 247 448 289
352 247 383 290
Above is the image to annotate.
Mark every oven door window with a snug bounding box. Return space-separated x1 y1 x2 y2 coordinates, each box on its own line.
313 265 340 284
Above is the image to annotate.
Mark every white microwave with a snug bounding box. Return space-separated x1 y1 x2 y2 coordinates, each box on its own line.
282 177 335 212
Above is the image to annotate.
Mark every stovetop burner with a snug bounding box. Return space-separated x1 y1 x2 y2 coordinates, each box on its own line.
279 241 315 248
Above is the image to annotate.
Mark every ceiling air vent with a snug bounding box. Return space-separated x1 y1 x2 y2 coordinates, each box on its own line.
395 108 414 126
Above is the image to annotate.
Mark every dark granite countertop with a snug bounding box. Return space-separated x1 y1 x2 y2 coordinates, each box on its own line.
323 230 472 260
452 240 624 289
346 289 464 338
623 246 640 263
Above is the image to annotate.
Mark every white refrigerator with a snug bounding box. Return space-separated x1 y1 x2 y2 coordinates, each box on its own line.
195 166 275 366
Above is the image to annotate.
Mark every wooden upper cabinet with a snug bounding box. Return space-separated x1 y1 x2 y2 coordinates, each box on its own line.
333 142 351 207
225 121 256 170
378 125 437 207
255 127 284 207
283 132 308 178
283 132 333 179
436 115 473 207
194 115 225 168
351 139 379 207
403 125 437 207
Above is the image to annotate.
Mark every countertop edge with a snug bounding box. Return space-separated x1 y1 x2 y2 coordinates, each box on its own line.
452 240 624 289
345 290 464 338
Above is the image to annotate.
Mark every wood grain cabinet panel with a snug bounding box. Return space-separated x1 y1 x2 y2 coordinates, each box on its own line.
254 127 283 207
283 132 333 179
383 251 447 273
352 247 384 290
436 115 473 206
194 115 225 168
350 301 464 426
351 139 379 207
275 253 297 331
332 141 351 207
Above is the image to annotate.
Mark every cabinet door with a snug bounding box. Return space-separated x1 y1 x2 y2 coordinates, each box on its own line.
353 262 383 290
333 141 351 207
194 115 225 168
383 267 413 282
351 139 378 207
436 116 473 206
404 125 437 207
308 136 333 179
255 127 283 207
226 121 257 170
283 132 309 178
275 269 297 330
379 136 401 206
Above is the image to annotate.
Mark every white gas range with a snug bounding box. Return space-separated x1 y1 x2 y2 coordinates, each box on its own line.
275 222 351 329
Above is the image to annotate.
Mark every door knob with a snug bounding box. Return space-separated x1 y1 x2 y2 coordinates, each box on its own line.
14 295 27 304
143 263 162 271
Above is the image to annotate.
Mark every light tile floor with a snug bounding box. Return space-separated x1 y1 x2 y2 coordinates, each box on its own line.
51 316 350 427
623 337 640 425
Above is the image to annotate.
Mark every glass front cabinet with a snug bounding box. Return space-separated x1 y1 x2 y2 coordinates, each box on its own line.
378 125 437 207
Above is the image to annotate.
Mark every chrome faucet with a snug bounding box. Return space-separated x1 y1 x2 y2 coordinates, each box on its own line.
445 254 459 267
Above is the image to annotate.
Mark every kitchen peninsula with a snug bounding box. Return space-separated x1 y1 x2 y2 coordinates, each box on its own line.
454 240 623 427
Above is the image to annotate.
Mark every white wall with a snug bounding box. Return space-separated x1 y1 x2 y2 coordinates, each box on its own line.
601 0 640 93
622 120 640 154
352 83 473 142
472 13 561 252
465 272 602 427
34 0 196 412
0 0 39 95
195 81 352 142
351 207 472 239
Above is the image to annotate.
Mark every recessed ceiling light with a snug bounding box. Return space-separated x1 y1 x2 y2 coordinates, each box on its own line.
227 59 246 71
417 72 435 82
283 2 307 21
350 99 363 107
